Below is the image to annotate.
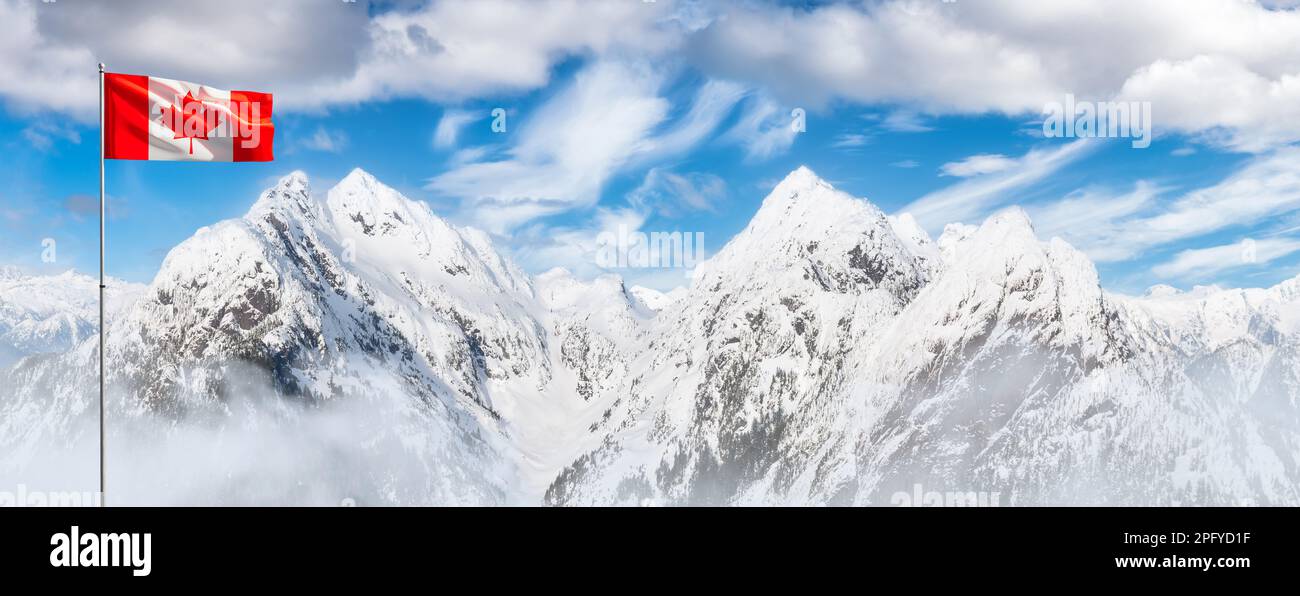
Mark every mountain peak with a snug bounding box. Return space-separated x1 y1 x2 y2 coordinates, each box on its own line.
336 167 381 193
778 165 823 188
763 166 831 207
750 166 877 228
981 206 1035 235
278 170 310 193
247 170 317 220
1144 284 1184 298
326 166 449 241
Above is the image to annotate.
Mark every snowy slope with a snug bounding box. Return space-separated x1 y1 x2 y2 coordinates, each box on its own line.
0 269 144 369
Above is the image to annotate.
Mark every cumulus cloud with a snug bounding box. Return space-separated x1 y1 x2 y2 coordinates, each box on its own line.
1116 54 1300 152
687 0 1300 151
7 0 1300 151
302 0 682 107
0 0 369 118
0 0 678 117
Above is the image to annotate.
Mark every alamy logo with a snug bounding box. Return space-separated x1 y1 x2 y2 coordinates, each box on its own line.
152 92 264 151
0 485 99 507
595 225 704 273
1042 94 1152 148
50 526 152 577
890 483 1002 507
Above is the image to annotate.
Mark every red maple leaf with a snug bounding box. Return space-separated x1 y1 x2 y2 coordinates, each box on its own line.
162 92 217 155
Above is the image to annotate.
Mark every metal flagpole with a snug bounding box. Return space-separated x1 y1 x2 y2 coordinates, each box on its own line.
98 62 106 508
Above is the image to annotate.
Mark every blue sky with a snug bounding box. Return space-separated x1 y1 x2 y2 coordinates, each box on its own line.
3 0 1300 294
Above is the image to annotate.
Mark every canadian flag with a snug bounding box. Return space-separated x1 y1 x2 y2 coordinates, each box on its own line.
104 73 273 162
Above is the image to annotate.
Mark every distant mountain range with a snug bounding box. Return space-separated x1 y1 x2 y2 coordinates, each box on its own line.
2 167 1297 505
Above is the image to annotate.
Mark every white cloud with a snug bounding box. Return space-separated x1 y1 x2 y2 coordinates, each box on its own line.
1088 148 1300 261
22 119 81 151
724 94 799 161
510 207 647 279
628 169 727 216
10 0 1300 151
447 146 490 167
1017 148 1300 264
427 61 739 233
880 110 933 133
1116 54 1300 152
940 153 1017 177
1152 237 1300 280
302 127 348 153
510 204 706 291
432 109 477 149
689 0 1300 151
0 0 679 117
901 140 1095 230
427 61 667 232
891 159 920 168
0 0 370 118
630 79 746 164
1029 181 1163 261
305 0 682 108
833 133 871 148
0 0 99 117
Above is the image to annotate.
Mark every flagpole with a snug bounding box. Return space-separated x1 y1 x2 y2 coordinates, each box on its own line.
98 62 106 508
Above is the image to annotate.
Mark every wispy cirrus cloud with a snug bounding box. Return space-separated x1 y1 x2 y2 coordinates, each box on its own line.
302 127 348 153
901 140 1095 230
1038 148 1300 263
426 61 743 233
628 168 727 216
22 120 80 151
1152 237 1300 281
940 154 1017 177
879 110 933 133
1028 181 1163 262
723 94 800 161
432 109 477 149
833 133 871 149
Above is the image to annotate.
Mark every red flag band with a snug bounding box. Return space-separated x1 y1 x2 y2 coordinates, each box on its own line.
104 73 274 162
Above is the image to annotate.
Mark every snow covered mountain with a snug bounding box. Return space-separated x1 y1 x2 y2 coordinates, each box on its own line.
2 167 1297 506
545 168 1300 506
0 268 144 369
1 170 552 504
